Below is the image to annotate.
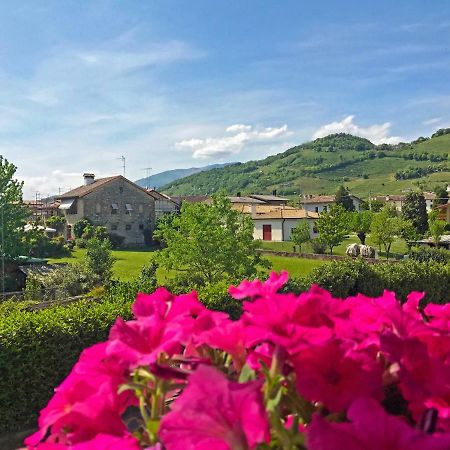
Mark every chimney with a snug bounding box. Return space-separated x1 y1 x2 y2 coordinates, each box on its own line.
272 189 277 196
83 173 95 185
251 203 257 218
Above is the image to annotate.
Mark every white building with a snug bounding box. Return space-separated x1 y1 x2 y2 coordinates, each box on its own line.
301 194 362 213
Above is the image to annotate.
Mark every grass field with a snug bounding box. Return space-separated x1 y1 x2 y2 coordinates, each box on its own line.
49 247 324 281
260 233 408 259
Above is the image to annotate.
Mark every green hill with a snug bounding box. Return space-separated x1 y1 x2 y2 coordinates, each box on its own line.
162 131 450 198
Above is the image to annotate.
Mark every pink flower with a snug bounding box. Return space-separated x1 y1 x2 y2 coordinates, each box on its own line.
26 343 132 447
132 288 205 320
159 365 270 450
228 271 289 299
307 398 450 450
293 340 383 412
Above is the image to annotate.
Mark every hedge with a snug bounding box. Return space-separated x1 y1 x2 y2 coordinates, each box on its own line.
288 258 450 305
0 297 135 434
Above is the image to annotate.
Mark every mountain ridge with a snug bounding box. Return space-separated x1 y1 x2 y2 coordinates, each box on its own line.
161 131 450 198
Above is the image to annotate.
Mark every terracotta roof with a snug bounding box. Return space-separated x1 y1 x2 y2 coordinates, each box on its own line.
228 196 266 204
58 176 121 199
372 192 436 202
171 195 210 205
251 209 319 220
146 189 178 205
248 194 289 202
301 195 336 204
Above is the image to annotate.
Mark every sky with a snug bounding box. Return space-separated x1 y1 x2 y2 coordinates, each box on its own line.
0 0 449 197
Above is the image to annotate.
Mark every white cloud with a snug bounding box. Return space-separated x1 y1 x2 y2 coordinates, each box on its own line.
226 124 252 132
422 117 442 126
176 124 290 159
312 115 403 145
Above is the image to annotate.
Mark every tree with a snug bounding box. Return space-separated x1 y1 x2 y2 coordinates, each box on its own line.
335 185 355 211
350 210 373 244
316 205 349 254
0 157 29 259
154 192 268 286
291 221 311 252
402 192 428 235
46 215 66 234
428 212 446 246
397 218 419 251
371 209 402 259
84 237 115 282
433 185 449 208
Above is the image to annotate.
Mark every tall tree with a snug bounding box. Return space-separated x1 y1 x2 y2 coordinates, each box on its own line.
335 185 355 211
291 221 311 253
428 211 446 246
350 210 373 244
0 157 29 259
316 205 349 254
402 192 428 235
371 208 403 259
433 185 449 208
154 192 268 286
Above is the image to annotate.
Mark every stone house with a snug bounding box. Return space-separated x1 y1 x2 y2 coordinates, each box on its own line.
58 174 156 246
146 189 179 221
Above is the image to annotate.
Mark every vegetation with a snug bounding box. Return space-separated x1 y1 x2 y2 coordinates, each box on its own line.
402 192 428 235
433 185 449 207
161 132 450 198
335 185 355 211
370 208 403 259
349 210 373 244
154 193 268 287
0 157 29 258
316 205 348 254
290 221 311 252
84 237 115 282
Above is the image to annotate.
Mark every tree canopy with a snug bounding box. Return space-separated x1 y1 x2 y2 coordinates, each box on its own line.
290 221 311 252
316 205 348 254
0 157 29 259
154 193 268 286
402 192 428 235
335 185 355 211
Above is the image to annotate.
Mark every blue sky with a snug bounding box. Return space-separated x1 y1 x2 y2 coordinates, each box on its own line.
0 0 449 197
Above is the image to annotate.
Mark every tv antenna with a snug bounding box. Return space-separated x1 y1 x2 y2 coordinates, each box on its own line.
141 167 152 189
117 156 126 177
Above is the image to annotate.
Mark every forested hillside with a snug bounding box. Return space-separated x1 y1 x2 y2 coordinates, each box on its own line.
162 131 450 198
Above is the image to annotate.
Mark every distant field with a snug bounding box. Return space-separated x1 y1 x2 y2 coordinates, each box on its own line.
48 248 324 281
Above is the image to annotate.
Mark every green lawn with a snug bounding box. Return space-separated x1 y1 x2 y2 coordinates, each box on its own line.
260 233 408 259
49 247 323 281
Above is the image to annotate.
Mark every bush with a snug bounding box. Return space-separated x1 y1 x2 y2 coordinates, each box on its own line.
24 263 99 301
75 238 88 248
84 238 115 282
73 219 92 239
107 232 126 249
310 239 327 254
409 246 450 264
0 296 134 433
290 258 450 305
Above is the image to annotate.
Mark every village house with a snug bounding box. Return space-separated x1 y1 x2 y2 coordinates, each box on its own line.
58 173 157 246
146 189 179 221
371 192 436 213
235 204 319 241
300 194 362 213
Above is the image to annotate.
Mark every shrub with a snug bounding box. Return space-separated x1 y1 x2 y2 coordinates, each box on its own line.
84 238 115 282
409 246 450 264
75 238 88 248
290 258 450 305
73 219 92 239
0 296 134 433
107 232 125 249
310 238 327 254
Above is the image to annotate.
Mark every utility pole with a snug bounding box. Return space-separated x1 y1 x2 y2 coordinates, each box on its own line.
141 167 152 189
117 156 126 177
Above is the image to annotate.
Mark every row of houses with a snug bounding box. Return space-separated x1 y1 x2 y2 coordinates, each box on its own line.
24 174 450 246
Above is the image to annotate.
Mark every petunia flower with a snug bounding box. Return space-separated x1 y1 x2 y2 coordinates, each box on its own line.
159 365 270 450
307 397 450 450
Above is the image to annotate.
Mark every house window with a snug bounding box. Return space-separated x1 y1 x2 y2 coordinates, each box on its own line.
139 204 143 213
291 228 296 234
111 224 118 231
119 187 123 194
313 225 318 234
315 206 319 213
96 203 101 213
323 206 327 212
111 203 118 215
125 203 133 215
125 224 132 231
139 224 144 230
